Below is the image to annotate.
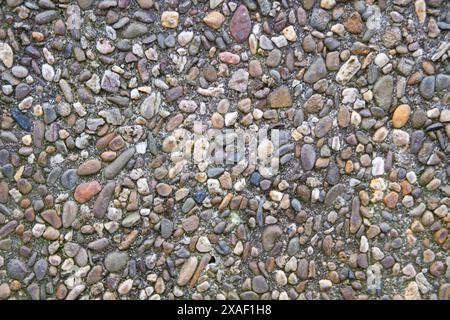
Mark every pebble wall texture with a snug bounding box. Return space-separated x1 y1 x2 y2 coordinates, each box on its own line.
0 0 449 300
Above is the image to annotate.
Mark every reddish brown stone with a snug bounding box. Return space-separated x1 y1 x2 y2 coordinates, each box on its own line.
384 192 399 209
230 5 252 43
74 181 102 204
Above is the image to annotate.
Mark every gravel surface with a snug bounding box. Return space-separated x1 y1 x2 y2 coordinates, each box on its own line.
0 0 449 300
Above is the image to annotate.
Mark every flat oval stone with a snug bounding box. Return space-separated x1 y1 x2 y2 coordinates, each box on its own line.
62 201 78 228
86 265 103 285
35 10 58 24
77 159 101 176
74 181 102 204
419 76 435 100
392 104 411 128
61 169 79 190
92 182 115 218
182 215 199 232
160 218 173 238
252 275 269 293
218 52 240 64
88 238 109 251
178 100 198 113
301 144 316 170
0 221 17 238
11 108 31 131
156 183 172 197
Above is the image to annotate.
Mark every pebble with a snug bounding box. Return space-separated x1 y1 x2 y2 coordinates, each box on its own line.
304 57 327 84
372 157 385 176
228 69 249 92
335 56 361 85
61 169 79 190
230 5 251 43
182 215 199 233
122 22 148 39
315 116 333 138
196 236 212 253
11 109 31 131
324 183 345 206
7 259 28 280
252 276 269 293
0 283 10 300
104 252 129 273
77 160 101 176
310 8 331 31
177 257 198 286
203 11 225 29
345 12 364 34
373 76 394 110
218 52 240 64
0 42 13 68
74 181 102 204
262 225 282 251
301 144 316 170
62 201 78 228
161 11 179 29
104 147 135 179
419 76 435 100
269 86 292 108
93 182 115 218
392 104 411 128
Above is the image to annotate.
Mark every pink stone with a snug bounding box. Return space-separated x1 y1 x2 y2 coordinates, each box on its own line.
218 52 240 65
